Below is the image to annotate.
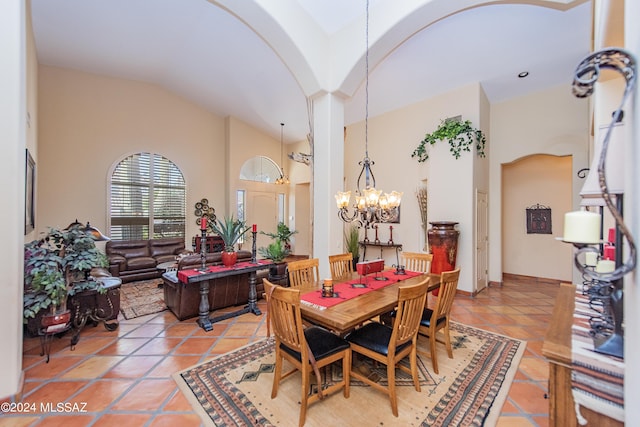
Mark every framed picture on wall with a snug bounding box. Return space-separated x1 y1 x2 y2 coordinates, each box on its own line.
526 203 551 234
25 149 35 234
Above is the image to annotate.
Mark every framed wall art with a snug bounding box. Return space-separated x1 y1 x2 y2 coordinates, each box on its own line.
526 203 551 234
25 149 35 234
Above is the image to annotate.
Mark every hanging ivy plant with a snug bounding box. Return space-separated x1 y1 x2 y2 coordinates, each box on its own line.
411 118 486 162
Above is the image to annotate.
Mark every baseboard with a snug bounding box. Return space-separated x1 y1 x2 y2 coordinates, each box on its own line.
0 370 24 405
502 272 566 286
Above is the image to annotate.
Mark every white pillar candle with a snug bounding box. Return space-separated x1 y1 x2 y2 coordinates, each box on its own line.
563 211 601 244
595 259 615 273
584 252 598 267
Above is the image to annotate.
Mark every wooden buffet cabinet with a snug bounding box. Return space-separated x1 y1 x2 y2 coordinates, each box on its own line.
542 283 623 427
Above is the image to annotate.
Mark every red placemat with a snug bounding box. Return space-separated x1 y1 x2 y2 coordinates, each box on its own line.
177 260 271 283
301 270 421 310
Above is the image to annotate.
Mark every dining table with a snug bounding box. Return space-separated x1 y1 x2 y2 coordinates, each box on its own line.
297 269 441 336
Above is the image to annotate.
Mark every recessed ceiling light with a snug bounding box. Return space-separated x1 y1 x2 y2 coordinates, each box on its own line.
518 71 529 78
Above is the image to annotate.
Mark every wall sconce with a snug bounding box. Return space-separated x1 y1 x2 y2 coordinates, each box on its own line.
561 48 636 359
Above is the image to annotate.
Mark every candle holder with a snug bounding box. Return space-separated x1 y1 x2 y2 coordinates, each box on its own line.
560 48 638 359
251 230 257 264
388 225 394 245
322 279 334 298
374 225 380 244
198 227 208 272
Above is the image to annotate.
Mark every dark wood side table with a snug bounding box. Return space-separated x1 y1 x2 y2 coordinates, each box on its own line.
178 261 273 331
542 283 623 427
359 241 402 265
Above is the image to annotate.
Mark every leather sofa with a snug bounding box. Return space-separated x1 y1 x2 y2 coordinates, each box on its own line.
162 250 268 320
106 237 188 283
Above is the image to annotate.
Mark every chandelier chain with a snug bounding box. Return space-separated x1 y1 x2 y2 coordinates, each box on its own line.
365 0 369 160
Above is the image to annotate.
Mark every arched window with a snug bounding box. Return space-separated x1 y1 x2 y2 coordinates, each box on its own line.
239 156 282 183
109 152 186 240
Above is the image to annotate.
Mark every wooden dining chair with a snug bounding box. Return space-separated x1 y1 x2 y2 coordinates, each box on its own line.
328 253 353 281
287 258 320 288
401 252 433 273
264 280 351 427
346 279 429 417
418 268 460 374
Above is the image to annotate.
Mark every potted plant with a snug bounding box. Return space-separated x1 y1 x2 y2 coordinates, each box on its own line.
212 215 251 267
24 224 107 333
260 222 298 252
411 117 486 162
258 240 290 264
345 225 360 269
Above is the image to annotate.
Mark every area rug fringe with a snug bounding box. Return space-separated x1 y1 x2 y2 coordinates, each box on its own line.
173 322 526 427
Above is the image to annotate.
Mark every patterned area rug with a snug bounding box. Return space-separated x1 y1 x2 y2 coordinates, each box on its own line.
174 322 525 427
119 278 166 319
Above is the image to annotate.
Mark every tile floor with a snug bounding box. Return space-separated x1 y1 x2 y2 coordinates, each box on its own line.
2 277 557 426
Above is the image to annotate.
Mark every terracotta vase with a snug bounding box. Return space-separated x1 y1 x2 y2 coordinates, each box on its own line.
428 222 460 296
221 251 237 267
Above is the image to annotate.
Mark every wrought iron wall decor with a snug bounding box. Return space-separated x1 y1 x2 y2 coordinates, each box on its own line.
562 47 637 359
194 198 216 235
526 204 552 234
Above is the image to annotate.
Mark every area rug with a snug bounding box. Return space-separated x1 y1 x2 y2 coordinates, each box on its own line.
174 322 525 426
119 278 167 319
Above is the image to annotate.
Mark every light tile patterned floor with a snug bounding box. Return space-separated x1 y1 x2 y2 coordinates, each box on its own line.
2 278 557 426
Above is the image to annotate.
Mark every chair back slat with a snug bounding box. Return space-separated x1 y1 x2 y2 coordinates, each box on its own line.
329 253 353 281
401 252 433 273
433 268 460 321
264 280 305 353
390 279 429 347
288 258 320 287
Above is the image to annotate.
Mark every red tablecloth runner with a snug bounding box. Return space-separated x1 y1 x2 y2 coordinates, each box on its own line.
301 270 422 310
177 260 271 283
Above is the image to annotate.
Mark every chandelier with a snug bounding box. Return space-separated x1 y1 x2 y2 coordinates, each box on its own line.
335 0 402 229
275 122 290 185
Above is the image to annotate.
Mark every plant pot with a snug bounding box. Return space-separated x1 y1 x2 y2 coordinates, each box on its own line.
221 251 237 267
352 256 360 271
41 309 71 331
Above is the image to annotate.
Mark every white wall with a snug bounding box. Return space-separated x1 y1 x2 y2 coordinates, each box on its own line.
489 84 589 283
0 0 26 400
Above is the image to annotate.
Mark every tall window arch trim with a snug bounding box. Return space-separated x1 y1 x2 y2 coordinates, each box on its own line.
239 156 282 183
109 152 186 240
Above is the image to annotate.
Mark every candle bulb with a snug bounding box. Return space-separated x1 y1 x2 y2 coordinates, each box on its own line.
603 245 615 261
595 259 615 273
252 224 257 233
200 216 207 230
584 252 598 267
563 211 601 244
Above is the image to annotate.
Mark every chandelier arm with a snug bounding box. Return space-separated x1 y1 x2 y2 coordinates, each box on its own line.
571 48 637 281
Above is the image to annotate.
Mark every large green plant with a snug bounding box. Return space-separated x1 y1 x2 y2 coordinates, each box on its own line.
23 224 107 321
259 221 296 262
260 222 297 251
258 241 290 263
344 225 360 260
411 118 486 161
212 215 251 252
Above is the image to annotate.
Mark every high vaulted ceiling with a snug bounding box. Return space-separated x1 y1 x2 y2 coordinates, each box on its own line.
30 0 592 144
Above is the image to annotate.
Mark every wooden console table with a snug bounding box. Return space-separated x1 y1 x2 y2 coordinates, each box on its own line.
359 241 402 265
177 260 273 331
542 283 623 427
